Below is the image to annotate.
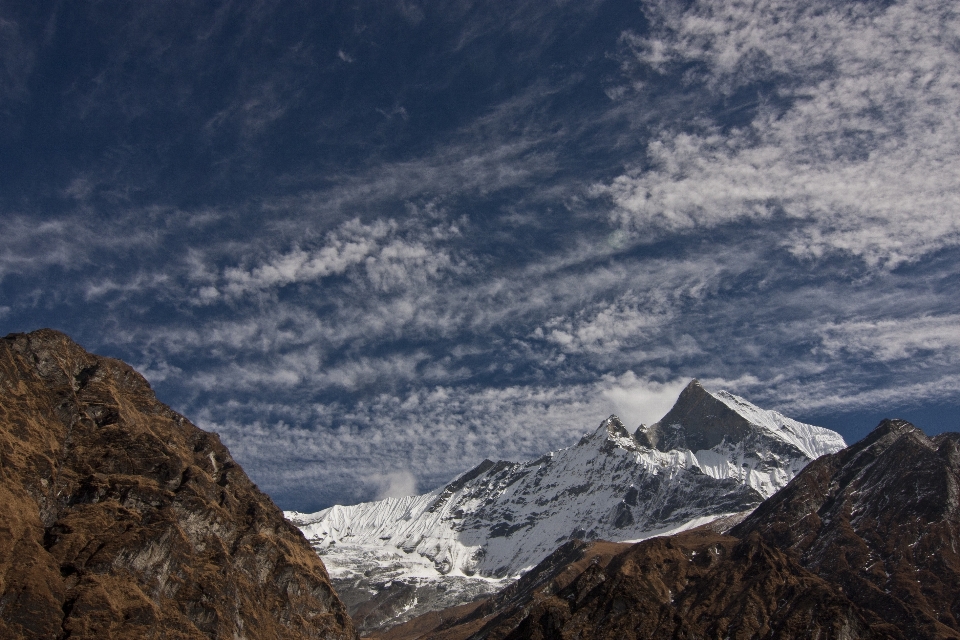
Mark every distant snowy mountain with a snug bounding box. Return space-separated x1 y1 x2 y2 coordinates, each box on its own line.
404 420 960 640
286 380 846 632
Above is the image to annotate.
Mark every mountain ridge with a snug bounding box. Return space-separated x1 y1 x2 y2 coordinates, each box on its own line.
377 418 960 640
732 418 960 639
290 379 845 632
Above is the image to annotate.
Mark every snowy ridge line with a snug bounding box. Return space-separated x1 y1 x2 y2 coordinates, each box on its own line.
288 381 846 586
712 390 846 459
619 512 745 544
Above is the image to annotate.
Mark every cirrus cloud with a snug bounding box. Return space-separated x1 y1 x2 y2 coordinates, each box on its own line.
597 0 960 268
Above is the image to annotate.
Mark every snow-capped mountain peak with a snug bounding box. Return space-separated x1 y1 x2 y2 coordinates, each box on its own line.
578 414 641 452
287 380 846 631
637 379 845 461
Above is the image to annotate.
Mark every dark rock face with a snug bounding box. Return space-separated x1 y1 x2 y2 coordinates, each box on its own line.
385 419 960 640
498 531 883 640
733 419 960 639
0 329 357 640
636 379 755 452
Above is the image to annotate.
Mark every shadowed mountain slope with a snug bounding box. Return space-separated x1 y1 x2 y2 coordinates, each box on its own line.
375 529 885 640
732 419 960 639
0 329 357 640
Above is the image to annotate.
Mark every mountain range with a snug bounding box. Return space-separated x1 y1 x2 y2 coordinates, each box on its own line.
288 380 846 632
374 418 960 640
3 329 956 639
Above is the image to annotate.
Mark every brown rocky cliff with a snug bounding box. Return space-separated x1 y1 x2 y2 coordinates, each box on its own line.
0 329 358 640
733 419 960 639
499 530 884 640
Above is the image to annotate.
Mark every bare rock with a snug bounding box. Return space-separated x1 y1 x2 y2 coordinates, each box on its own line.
390 530 882 640
0 329 358 640
733 418 960 639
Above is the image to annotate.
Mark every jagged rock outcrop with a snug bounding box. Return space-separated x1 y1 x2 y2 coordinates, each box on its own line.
388 419 960 640
0 329 358 640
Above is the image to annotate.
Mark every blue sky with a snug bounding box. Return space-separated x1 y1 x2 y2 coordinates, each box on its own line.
2 0 959 511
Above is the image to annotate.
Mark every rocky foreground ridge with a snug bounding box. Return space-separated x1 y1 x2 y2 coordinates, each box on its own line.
373 419 960 640
291 380 846 632
0 329 358 640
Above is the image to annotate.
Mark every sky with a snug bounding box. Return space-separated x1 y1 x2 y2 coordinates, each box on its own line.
2 0 959 511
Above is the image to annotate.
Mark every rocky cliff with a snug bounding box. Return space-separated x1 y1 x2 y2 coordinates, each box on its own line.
374 529 885 640
733 418 960 639
0 329 358 640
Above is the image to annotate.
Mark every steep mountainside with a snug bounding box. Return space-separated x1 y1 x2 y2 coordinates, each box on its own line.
396 419 960 640
733 419 960 639
386 529 889 640
366 539 633 640
638 381 842 462
289 380 845 632
0 330 357 640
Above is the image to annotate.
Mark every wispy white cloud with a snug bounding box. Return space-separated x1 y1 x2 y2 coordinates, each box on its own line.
84 272 173 302
818 315 960 364
0 216 92 279
540 298 671 355
219 219 394 298
131 358 183 385
196 207 466 302
371 471 418 500
599 373 690 428
286 138 558 216
598 0 960 268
